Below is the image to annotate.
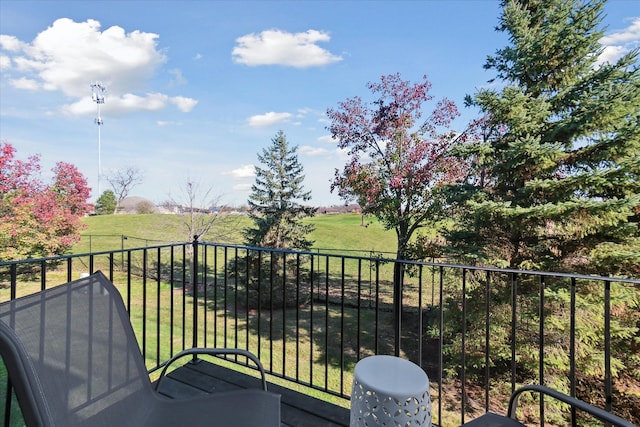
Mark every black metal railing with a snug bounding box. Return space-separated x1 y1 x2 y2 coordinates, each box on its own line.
1 239 638 426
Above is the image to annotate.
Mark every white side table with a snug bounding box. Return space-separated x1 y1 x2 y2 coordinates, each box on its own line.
350 355 431 427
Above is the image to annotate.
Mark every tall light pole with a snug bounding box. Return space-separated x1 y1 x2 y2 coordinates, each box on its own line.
91 82 106 196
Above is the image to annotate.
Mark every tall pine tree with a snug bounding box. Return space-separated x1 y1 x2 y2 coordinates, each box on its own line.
447 0 639 276
437 4 640 420
245 130 316 250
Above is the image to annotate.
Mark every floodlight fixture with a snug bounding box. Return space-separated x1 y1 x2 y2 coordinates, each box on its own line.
91 82 106 196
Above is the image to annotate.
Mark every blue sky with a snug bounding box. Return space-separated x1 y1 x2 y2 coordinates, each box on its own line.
1 1 638 207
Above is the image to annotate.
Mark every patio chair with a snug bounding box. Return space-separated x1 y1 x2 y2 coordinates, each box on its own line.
0 271 280 426
461 384 634 427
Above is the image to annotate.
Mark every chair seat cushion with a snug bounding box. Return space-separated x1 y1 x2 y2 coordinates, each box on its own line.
147 389 281 427
461 412 526 426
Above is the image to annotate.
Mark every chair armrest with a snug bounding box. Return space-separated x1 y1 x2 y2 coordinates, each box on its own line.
508 384 634 427
154 348 268 392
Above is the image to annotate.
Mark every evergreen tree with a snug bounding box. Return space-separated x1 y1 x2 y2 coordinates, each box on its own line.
245 130 316 250
437 2 640 420
447 0 639 276
95 190 116 215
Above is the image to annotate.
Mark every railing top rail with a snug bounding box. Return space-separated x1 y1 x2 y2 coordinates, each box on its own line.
79 233 169 243
1 240 638 285
203 241 640 285
0 242 188 268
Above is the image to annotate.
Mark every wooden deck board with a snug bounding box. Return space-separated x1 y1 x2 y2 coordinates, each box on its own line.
156 359 350 427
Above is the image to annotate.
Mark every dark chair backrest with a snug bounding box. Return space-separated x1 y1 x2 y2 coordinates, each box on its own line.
0 272 154 426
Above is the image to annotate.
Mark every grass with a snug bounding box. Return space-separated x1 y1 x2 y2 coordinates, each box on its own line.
76 213 244 253
76 212 399 255
306 213 396 256
2 213 463 424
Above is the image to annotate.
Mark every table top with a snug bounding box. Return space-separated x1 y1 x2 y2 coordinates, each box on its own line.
353 355 429 398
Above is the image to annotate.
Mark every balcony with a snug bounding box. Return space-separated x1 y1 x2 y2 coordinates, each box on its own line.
1 240 638 426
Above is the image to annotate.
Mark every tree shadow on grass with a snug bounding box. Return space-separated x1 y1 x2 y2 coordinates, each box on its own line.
196 249 441 394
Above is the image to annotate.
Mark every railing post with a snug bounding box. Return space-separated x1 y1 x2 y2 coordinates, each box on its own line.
121 235 127 270
393 261 403 357
604 280 612 414
10 264 17 300
4 255 14 427
192 235 199 362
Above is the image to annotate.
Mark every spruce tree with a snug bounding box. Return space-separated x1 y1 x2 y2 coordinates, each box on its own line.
448 0 640 276
438 2 640 419
245 130 316 250
95 190 117 215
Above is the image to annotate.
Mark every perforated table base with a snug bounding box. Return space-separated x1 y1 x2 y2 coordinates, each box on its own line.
350 356 431 427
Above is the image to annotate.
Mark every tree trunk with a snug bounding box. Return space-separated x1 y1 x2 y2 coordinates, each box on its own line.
393 223 408 356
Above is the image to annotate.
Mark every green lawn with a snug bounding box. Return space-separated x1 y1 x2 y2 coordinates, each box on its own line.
2 214 451 424
76 213 399 256
306 213 396 256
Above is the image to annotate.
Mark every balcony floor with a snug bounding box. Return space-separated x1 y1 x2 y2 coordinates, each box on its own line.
156 359 350 427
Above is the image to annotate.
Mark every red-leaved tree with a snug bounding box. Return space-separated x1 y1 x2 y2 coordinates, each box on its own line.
0 142 92 260
327 74 466 351
327 73 465 262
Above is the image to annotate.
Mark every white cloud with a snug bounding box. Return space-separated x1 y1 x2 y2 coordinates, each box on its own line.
0 35 26 52
63 92 170 116
299 145 329 156
194 53 203 60
597 45 628 65
232 29 342 68
597 17 640 65
296 107 325 120
317 134 338 144
335 147 350 162
121 92 168 111
1 18 197 115
600 18 640 45
22 18 165 97
248 111 292 127
170 96 198 112
296 107 313 118
226 164 255 179
0 55 10 70
157 120 182 126
10 77 39 90
168 68 187 86
233 183 252 192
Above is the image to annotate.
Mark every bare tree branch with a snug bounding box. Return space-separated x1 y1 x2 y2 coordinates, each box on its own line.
167 178 242 243
106 166 143 214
